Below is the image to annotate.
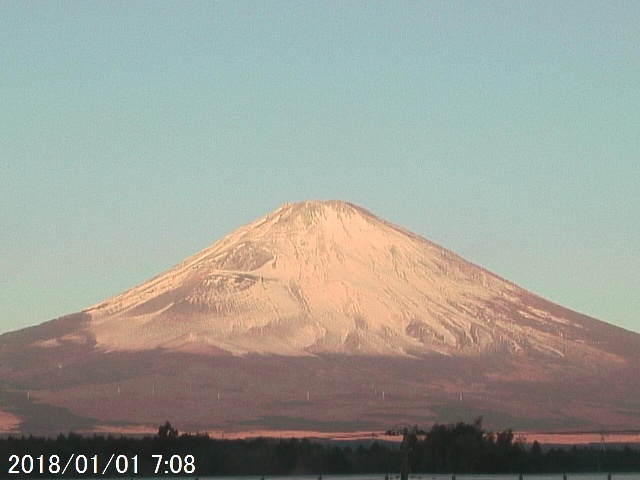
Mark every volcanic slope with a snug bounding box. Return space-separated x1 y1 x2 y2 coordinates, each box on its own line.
57 200 625 361
1 200 639 434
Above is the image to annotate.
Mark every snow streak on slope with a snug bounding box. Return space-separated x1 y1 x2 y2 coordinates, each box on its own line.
77 201 620 364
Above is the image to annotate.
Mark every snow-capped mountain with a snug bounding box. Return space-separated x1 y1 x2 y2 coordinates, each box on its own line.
1 200 638 434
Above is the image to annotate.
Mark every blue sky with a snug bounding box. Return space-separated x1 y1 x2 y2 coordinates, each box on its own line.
1 1 638 335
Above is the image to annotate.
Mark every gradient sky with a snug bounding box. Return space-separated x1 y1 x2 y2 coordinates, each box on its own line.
1 1 639 335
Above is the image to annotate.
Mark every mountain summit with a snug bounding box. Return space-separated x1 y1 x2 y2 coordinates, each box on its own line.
1 200 639 434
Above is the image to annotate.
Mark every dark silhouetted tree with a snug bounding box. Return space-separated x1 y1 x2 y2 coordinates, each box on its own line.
157 421 178 438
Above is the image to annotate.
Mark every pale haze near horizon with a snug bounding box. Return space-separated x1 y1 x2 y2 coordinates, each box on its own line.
1 2 638 335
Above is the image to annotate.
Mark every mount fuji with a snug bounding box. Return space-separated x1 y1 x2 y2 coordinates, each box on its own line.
1 200 638 434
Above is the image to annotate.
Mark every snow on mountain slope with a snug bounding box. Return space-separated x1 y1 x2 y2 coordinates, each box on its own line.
75 200 621 365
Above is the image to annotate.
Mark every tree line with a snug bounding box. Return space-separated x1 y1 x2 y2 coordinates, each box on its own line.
0 419 639 477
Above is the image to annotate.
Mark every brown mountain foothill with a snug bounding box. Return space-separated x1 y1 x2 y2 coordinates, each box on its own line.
1 200 639 435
